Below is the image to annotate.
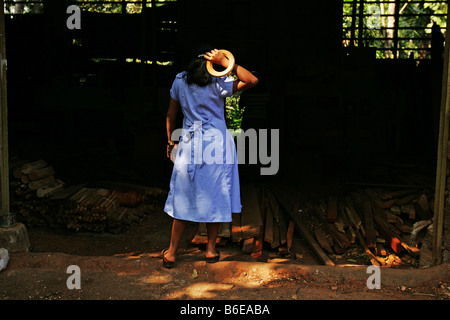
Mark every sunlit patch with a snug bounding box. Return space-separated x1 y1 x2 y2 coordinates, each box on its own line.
138 274 174 285
169 282 234 299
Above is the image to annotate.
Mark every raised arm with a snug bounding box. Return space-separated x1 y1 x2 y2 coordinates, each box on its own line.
204 49 258 93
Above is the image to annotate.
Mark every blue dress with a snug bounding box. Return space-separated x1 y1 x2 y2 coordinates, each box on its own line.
164 72 242 223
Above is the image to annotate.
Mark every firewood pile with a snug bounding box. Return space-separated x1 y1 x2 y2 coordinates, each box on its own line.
252 185 434 267
10 159 167 234
12 159 65 198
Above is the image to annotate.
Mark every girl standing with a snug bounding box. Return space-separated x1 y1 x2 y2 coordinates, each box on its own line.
163 48 258 268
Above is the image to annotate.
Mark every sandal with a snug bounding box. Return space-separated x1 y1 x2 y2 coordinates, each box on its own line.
162 249 175 269
205 251 220 263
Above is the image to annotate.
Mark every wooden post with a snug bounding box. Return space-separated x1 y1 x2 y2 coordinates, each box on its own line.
432 10 450 266
349 0 358 47
358 0 364 47
393 0 401 59
0 0 10 216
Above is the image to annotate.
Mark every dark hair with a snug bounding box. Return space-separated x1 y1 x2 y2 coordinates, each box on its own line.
183 44 215 87
184 57 212 87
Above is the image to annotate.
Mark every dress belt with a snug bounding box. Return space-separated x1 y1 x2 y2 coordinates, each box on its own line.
182 121 204 181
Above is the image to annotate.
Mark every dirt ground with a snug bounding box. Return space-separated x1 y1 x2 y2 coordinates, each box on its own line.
1 208 449 304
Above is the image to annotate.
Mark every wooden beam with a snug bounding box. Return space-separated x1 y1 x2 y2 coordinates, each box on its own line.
0 0 10 216
363 199 376 248
433 8 450 266
273 193 335 266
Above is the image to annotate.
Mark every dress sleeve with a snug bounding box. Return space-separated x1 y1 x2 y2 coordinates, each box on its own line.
215 75 235 98
170 77 181 101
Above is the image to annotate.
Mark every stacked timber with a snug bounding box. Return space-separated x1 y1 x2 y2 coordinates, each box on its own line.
57 187 164 233
11 159 65 198
251 185 431 267
10 159 167 234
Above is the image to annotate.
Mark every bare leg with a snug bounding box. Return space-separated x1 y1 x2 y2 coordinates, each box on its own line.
206 222 221 258
164 218 188 263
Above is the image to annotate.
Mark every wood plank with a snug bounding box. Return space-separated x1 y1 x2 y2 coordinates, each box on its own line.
327 196 338 222
415 193 432 220
327 222 351 249
271 215 280 248
355 227 384 266
408 203 416 219
287 220 295 250
231 212 242 242
274 193 334 266
240 184 263 239
250 186 265 260
373 214 404 254
346 225 356 244
251 237 263 260
337 202 349 228
344 196 362 230
383 188 419 200
314 228 334 254
394 193 419 206
382 199 397 209
267 190 288 246
376 242 387 256
312 205 350 249
264 201 274 244
363 199 376 248
242 237 254 253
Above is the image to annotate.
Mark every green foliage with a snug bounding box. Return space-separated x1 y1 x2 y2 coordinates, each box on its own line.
225 91 245 131
342 0 448 59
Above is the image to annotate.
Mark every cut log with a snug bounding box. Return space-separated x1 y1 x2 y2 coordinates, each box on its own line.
28 175 55 191
21 159 47 175
36 179 65 198
13 167 23 179
28 166 55 181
